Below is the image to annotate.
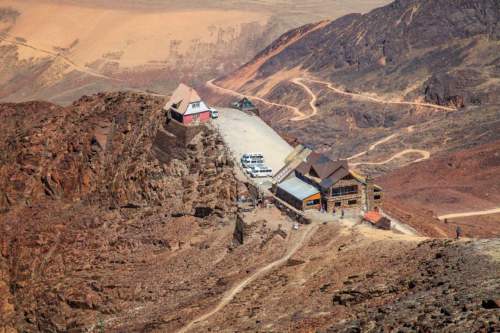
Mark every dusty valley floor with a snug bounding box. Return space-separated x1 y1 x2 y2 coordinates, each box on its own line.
0 0 390 104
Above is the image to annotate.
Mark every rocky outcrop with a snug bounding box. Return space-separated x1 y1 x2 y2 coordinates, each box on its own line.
327 239 500 332
0 92 240 332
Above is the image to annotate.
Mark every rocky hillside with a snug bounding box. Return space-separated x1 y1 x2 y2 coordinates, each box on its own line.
0 94 498 332
179 224 500 333
218 0 500 108
211 0 500 159
0 93 243 332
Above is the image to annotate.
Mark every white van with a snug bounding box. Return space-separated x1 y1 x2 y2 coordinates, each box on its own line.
244 163 262 174
242 153 264 160
249 165 273 178
241 155 264 168
209 107 219 119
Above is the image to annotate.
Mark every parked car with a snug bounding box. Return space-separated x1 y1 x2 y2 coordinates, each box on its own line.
244 163 267 175
241 155 264 168
249 165 273 178
209 107 219 119
241 153 264 159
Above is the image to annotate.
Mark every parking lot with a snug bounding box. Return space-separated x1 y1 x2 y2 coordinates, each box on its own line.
212 107 293 187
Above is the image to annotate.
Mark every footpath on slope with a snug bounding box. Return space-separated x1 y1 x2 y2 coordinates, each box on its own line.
347 134 399 160
290 77 318 120
438 208 500 220
302 77 457 112
350 149 430 166
176 223 319 333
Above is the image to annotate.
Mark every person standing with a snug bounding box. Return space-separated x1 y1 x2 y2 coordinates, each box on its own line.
455 225 462 239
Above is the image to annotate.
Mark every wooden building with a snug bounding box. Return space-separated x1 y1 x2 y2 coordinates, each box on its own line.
164 83 211 125
276 177 321 211
276 152 382 212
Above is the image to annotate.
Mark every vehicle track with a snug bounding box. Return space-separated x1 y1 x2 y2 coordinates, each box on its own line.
347 133 399 160
350 148 430 166
206 79 307 121
302 78 456 112
438 208 500 220
290 77 318 120
176 223 319 333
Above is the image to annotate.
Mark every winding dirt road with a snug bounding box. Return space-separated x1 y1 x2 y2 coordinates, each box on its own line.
438 208 500 220
302 78 456 112
206 79 307 121
351 148 430 166
290 77 319 120
176 223 319 333
207 74 454 126
347 133 399 160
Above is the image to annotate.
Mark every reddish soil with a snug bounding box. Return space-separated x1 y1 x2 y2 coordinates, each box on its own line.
379 140 500 238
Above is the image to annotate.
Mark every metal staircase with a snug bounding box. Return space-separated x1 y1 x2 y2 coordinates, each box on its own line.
273 145 311 183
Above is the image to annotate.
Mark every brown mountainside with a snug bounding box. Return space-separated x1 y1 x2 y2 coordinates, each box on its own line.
0 94 498 332
212 0 500 159
218 0 500 107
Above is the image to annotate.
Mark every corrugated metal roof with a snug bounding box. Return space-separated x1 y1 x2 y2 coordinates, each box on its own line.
277 177 319 200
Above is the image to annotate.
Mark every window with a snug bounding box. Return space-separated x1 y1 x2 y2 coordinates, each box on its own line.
348 200 357 205
306 199 320 206
192 102 200 108
374 195 381 200
334 201 341 207
332 185 358 197
171 111 183 122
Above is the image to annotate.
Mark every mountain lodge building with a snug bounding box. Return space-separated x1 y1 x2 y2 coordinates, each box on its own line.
275 151 382 212
165 83 211 125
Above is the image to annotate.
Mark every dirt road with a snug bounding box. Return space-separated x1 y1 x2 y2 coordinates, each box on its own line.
351 149 430 166
438 208 500 220
206 79 307 121
290 78 318 120
302 78 456 112
347 133 399 160
176 223 319 333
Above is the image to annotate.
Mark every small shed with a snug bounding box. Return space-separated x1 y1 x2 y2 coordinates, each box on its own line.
363 211 391 230
232 97 258 113
276 177 321 211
